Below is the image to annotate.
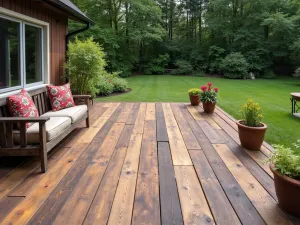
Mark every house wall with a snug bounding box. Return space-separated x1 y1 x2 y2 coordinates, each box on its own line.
0 0 68 85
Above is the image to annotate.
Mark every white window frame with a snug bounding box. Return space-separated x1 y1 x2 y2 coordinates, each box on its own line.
0 7 49 96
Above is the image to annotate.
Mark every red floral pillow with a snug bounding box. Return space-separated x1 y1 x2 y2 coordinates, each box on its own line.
47 83 75 111
6 89 39 128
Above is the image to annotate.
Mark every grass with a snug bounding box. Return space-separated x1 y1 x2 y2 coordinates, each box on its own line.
96 75 300 149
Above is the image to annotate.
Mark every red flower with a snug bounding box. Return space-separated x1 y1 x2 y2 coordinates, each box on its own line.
208 82 213 87
201 85 207 92
214 87 219 92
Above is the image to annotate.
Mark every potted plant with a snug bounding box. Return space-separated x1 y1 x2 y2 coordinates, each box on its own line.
188 88 201 106
237 99 267 150
268 142 300 217
200 82 219 114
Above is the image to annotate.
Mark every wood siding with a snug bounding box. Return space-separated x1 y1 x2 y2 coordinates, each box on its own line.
0 0 68 85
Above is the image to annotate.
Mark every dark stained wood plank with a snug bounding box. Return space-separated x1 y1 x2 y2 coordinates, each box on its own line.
217 129 276 199
83 125 134 225
52 123 125 225
175 166 215 225
177 103 266 225
132 120 160 225
117 103 134 123
171 103 201 150
189 150 241 225
197 120 224 144
8 147 70 197
0 197 24 223
158 142 183 225
214 144 293 225
126 103 140 125
156 103 169 142
26 116 123 225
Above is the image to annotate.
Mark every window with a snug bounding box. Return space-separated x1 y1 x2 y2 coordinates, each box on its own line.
0 13 47 93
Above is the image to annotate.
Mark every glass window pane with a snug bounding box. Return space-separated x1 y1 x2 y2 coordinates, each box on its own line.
0 17 21 90
25 24 43 84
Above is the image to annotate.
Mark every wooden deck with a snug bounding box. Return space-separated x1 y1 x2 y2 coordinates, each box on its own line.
0 102 299 225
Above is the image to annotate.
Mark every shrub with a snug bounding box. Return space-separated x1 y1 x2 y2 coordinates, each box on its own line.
192 71 206 77
172 60 193 75
112 77 128 92
208 46 226 74
268 141 300 178
188 88 201 96
240 99 263 127
97 76 114 96
262 69 276 79
293 67 300 77
145 54 169 75
200 82 219 103
66 38 106 97
221 52 249 79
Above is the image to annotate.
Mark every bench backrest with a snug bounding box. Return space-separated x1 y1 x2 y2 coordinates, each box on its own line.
0 87 52 118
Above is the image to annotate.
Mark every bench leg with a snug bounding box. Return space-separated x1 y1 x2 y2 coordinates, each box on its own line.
40 147 48 173
86 117 90 128
39 123 48 173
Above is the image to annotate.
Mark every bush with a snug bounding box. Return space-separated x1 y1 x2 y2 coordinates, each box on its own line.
221 52 249 79
145 54 169 75
97 77 114 96
293 67 300 77
171 60 193 75
188 88 201 96
208 46 226 74
112 77 128 92
66 38 106 97
262 70 276 79
192 71 206 77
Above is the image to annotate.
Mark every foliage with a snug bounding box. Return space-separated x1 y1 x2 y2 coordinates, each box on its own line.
262 70 276 79
192 71 206 77
112 77 129 92
145 54 170 75
240 99 263 127
172 60 193 75
221 53 249 79
188 88 200 96
208 46 226 74
65 38 106 97
268 141 300 179
200 82 219 103
97 76 114 96
293 68 300 77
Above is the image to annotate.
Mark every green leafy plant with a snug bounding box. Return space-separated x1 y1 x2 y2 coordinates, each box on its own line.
240 99 263 127
293 67 300 77
188 88 201 96
192 71 206 77
221 52 249 79
97 76 114 96
65 38 106 97
200 82 219 103
171 60 193 75
208 46 226 74
268 141 300 179
145 54 169 75
112 77 128 92
262 69 276 79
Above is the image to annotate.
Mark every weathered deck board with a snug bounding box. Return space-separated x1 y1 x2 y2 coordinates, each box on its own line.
0 102 298 225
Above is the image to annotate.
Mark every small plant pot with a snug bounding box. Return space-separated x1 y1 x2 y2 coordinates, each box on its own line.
270 164 300 217
202 102 216 114
189 95 200 106
237 120 267 150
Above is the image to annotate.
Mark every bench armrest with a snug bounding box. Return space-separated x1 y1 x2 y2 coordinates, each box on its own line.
0 117 50 123
73 95 91 98
73 95 91 107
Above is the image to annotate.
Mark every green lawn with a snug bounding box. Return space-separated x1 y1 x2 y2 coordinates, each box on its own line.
96 75 300 149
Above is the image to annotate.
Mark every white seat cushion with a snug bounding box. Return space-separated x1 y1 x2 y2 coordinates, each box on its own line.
14 117 71 144
41 105 87 124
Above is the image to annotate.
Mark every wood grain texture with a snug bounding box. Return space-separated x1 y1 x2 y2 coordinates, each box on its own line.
145 103 156 120
156 103 169 142
214 144 293 225
132 120 160 225
162 103 192 165
53 123 125 225
117 103 134 123
126 103 141 125
83 125 134 225
171 103 201 150
158 142 183 225
175 166 215 225
189 150 241 225
0 197 24 223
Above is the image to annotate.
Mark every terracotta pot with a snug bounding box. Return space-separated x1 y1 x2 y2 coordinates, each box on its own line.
270 165 300 217
237 120 267 150
202 102 216 114
189 95 200 106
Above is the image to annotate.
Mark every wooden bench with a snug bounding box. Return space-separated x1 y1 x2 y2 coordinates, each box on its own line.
0 87 90 173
